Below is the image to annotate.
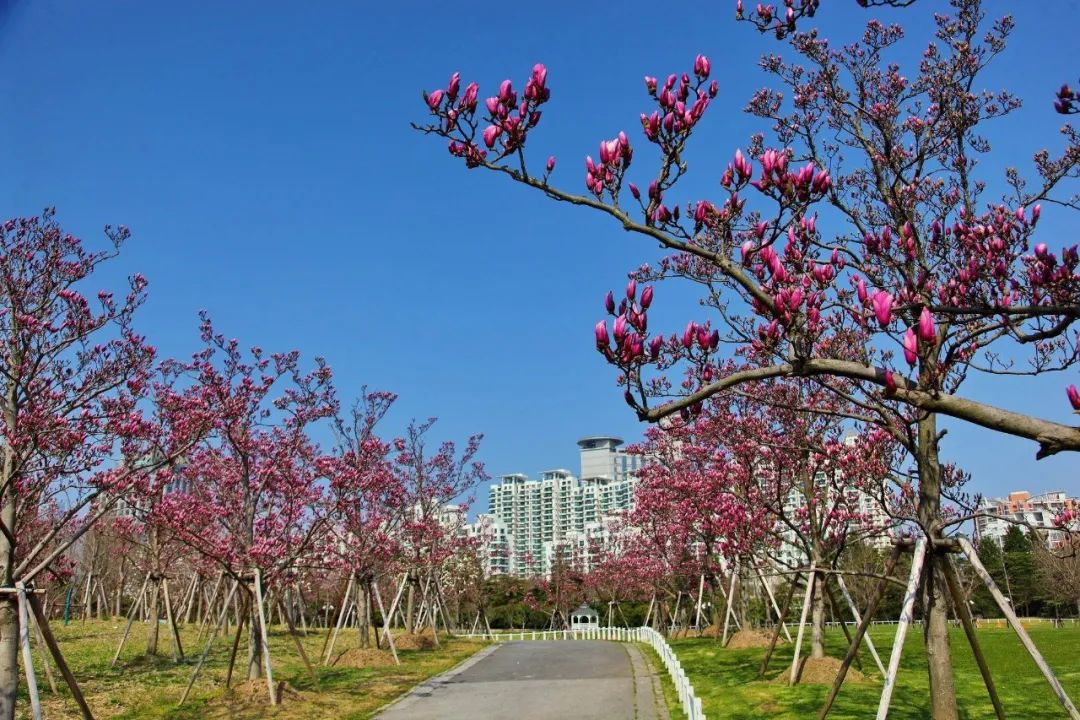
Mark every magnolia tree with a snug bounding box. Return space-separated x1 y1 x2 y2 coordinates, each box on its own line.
0 211 181 718
416 0 1079 713
161 314 335 681
321 389 404 650
393 419 486 634
584 533 655 628
617 475 713 632
634 377 898 659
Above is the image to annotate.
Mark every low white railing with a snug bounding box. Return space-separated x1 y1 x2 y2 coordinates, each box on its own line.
457 626 706 720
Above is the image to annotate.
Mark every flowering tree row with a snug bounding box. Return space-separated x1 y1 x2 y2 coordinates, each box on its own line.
0 209 486 716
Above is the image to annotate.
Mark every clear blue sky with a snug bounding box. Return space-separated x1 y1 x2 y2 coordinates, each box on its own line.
1 1 1076 511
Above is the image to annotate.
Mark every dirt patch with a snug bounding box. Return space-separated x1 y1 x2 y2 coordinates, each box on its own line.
216 679 304 706
394 630 436 650
772 656 872 685
727 628 785 649
333 647 397 667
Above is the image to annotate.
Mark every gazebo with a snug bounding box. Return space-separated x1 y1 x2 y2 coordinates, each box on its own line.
570 604 600 631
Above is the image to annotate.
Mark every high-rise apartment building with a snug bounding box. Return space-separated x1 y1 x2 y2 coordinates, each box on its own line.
975 490 1077 548
472 436 643 577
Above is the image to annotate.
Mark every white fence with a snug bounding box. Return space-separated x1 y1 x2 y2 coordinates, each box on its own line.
458 626 706 720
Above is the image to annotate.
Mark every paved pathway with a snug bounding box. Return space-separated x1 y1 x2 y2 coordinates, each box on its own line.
376 640 670 720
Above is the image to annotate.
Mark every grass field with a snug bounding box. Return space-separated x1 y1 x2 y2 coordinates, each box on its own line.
660 625 1080 719
16 618 485 720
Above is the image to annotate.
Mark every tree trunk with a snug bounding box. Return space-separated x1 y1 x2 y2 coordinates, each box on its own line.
404 575 415 634
247 596 263 681
918 412 959 720
810 571 826 659
359 582 369 649
115 568 125 618
247 604 262 677
804 457 827 661
146 581 160 656
0 493 19 720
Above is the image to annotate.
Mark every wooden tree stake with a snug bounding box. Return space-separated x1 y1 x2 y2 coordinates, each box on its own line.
941 554 1005 720
253 569 277 706
111 571 151 668
875 538 927 720
959 537 1080 720
17 584 43 720
179 579 240 705
836 573 885 675
790 563 817 686
761 573 798 677
27 592 94 720
756 567 792 642
819 543 902 720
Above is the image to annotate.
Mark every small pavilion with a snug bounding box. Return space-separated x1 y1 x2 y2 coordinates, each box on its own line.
569 604 600 631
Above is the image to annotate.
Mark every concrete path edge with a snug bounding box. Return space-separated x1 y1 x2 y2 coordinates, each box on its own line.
370 642 501 718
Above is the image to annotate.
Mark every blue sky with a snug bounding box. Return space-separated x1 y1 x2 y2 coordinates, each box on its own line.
1 1 1076 512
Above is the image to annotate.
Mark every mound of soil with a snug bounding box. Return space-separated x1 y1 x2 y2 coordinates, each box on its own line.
727 628 785 649
333 647 396 667
218 679 303 706
395 630 436 650
772 656 871 685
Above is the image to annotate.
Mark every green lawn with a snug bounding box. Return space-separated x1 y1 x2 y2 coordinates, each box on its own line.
17 618 484 720
664 625 1080 719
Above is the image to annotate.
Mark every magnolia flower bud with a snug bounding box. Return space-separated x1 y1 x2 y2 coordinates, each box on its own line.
856 278 868 304
426 89 444 109
546 156 556 173
1067 384 1080 411
628 183 640 200
681 322 696 349
463 82 479 110
694 54 711 78
649 335 663 359
917 307 936 343
482 125 500 149
626 279 637 301
447 72 461 99
605 291 616 314
871 291 893 327
613 315 628 342
641 285 654 309
903 328 918 365
532 63 547 89
594 321 610 349
884 371 897 396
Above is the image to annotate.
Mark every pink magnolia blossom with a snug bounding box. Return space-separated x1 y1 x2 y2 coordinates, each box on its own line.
903 328 918 365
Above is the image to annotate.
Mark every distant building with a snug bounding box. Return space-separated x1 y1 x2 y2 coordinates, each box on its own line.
975 490 1077 548
772 434 895 568
470 436 644 578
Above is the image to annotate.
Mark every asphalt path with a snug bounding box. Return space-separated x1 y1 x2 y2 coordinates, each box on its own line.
376 640 670 720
